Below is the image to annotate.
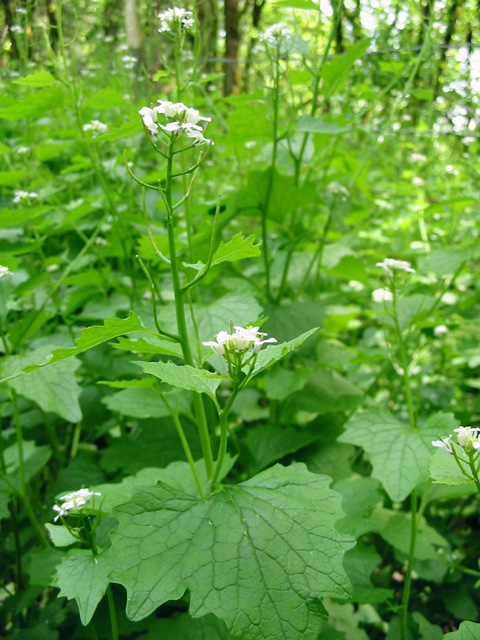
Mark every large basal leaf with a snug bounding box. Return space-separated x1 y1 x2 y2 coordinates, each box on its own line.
110 463 354 640
9 358 83 423
338 410 458 502
0 86 64 120
55 550 114 625
211 233 261 267
343 544 393 604
1 440 52 493
0 205 52 228
444 621 480 639
133 361 224 401
252 327 319 374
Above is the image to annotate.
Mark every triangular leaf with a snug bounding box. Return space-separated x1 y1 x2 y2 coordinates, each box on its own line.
110 463 354 639
133 360 224 400
55 550 113 625
444 621 480 639
211 233 261 267
338 410 458 502
253 327 318 374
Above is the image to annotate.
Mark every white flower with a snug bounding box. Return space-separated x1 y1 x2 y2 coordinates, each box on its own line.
412 177 424 186
462 136 476 145
203 326 277 356
410 153 427 163
434 325 448 337
473 441 480 452
156 100 187 118
376 258 415 276
262 22 292 47
16 146 30 154
183 123 213 146
158 7 195 33
53 488 101 522
12 190 38 204
348 280 364 291
183 107 211 125
454 426 480 449
122 55 137 69
0 265 12 279
15 7 27 13
82 120 108 137
10 25 24 34
372 288 393 302
432 435 453 454
139 106 159 134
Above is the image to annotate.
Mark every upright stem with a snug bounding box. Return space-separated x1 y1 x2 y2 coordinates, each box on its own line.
210 385 240 489
106 586 119 640
391 282 416 430
164 139 214 481
10 389 48 547
262 51 281 303
400 489 417 640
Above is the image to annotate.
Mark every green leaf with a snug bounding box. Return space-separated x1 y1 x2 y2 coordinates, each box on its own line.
413 89 434 101
1 440 52 493
211 233 261 267
320 39 371 93
142 612 236 639
0 86 64 121
45 524 78 548
263 366 310 401
0 312 153 383
444 621 480 639
371 508 449 560
102 387 170 419
110 463 354 639
8 358 83 422
86 118 142 143
84 88 125 110
343 544 393 604
55 550 113 625
273 0 318 8
429 447 475 486
244 424 321 472
338 410 457 502
412 612 443 640
13 70 57 87
0 205 52 229
0 170 27 186
423 248 468 277
133 361 224 400
297 116 354 135
253 327 319 374
334 477 383 537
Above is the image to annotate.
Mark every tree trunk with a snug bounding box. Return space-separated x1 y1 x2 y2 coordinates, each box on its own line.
1 0 19 59
223 0 240 95
45 0 59 52
242 0 265 92
125 0 142 60
196 0 218 72
103 0 123 41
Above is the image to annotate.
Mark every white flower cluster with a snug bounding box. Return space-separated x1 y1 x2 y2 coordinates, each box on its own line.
376 258 415 276
12 190 38 204
0 265 12 279
261 23 292 47
139 100 212 146
203 325 277 357
10 25 24 34
122 55 137 69
158 7 195 34
53 488 101 522
411 153 427 163
434 325 448 337
82 120 108 136
432 426 480 455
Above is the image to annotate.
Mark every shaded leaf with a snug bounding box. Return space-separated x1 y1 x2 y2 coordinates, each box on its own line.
55 550 113 625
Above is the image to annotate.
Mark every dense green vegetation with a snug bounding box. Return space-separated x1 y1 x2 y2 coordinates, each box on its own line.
1 0 480 638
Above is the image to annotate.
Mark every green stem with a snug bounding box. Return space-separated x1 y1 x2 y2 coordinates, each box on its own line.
262 51 281 304
400 489 418 640
210 385 241 490
391 282 416 430
106 585 119 640
468 451 480 493
164 138 214 481
10 389 48 547
159 392 204 498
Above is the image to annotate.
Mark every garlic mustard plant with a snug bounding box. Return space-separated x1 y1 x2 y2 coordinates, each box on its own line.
53 489 101 522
